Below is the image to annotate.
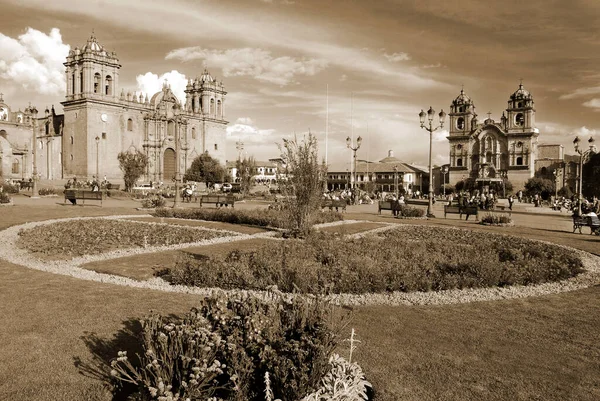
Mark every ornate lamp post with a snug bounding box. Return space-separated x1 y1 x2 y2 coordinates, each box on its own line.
31 106 39 198
95 136 100 182
552 169 561 200
346 135 362 192
441 165 449 197
172 103 182 208
498 170 508 198
419 106 446 217
573 135 596 215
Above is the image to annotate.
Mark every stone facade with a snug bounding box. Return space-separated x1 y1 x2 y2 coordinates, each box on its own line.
0 33 228 184
447 84 539 191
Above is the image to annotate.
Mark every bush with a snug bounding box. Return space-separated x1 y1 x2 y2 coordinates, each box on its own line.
141 194 166 208
164 227 584 294
302 354 371 401
38 187 56 196
397 205 425 217
1 182 19 194
0 191 11 204
152 207 342 229
480 213 513 225
110 291 349 401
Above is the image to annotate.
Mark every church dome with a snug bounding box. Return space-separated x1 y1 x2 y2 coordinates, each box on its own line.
452 89 473 106
199 69 214 83
82 33 104 52
510 83 532 100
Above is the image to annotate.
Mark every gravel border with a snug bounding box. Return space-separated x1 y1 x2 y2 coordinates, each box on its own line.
0 216 598 306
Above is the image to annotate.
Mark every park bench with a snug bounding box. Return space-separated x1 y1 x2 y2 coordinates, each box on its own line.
444 204 479 220
199 194 235 208
572 214 600 235
18 180 33 191
321 199 347 212
64 189 106 206
378 200 397 214
106 183 120 190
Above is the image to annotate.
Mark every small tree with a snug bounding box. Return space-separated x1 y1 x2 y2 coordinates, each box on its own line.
118 150 148 192
184 152 225 189
582 152 600 198
236 156 257 196
524 177 554 200
558 185 573 198
277 133 326 236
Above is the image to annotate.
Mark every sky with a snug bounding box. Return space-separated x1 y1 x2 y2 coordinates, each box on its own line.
1 0 600 171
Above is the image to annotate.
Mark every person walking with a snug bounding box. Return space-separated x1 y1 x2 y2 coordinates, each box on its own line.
508 194 514 211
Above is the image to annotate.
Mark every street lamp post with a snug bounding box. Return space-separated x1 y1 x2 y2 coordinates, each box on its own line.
573 135 596 215
498 170 508 198
441 165 449 198
31 106 39 198
172 103 182 208
95 136 100 182
552 169 560 200
419 106 446 217
346 135 362 193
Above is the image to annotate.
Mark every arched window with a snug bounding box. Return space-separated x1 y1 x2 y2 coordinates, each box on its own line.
94 73 101 94
72 73 75 94
127 118 133 131
39 141 43 150
80 71 84 93
518 101 523 108
12 159 19 174
457 117 464 130
457 158 463 167
70 154 74 161
210 98 215 115
192 127 196 139
515 113 524 127
217 100 222 117
105 75 112 95
70 136 74 145
214 143 218 151
516 156 523 166
45 122 49 136
17 114 22 123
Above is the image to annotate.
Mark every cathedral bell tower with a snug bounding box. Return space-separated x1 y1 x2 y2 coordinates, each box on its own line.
448 88 476 136
506 82 535 133
184 69 226 120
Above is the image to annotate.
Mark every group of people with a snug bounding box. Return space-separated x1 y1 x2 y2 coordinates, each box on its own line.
64 175 110 192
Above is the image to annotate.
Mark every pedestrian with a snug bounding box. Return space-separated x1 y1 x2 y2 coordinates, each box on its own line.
517 190 523 203
508 194 514 210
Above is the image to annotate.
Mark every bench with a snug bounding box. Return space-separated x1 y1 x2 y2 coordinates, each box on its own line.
572 215 600 235
18 181 33 191
321 199 347 212
64 189 106 206
199 195 235 208
106 183 120 190
378 200 396 214
444 204 479 220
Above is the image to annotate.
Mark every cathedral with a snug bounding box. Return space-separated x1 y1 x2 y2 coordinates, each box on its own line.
447 83 539 191
0 33 228 183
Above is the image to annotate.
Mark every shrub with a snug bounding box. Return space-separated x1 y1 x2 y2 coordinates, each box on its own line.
164 227 584 294
38 187 56 196
480 213 513 225
397 205 425 217
118 150 148 192
141 194 166 208
302 354 371 401
0 191 11 204
1 182 19 194
110 291 349 401
152 207 342 229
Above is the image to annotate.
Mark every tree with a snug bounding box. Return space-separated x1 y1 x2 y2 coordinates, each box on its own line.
236 156 257 196
277 133 326 236
524 177 554 200
184 152 225 189
118 150 148 192
582 151 600 198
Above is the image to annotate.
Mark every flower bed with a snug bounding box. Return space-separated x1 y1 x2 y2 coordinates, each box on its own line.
162 226 584 294
480 213 514 226
110 291 357 401
16 219 233 259
153 207 343 229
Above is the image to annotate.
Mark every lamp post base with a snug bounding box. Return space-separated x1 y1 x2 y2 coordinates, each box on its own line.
426 213 436 218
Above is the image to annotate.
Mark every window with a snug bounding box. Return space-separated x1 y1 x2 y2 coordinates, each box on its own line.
214 143 218 150
210 98 215 115
80 72 84 93
70 136 74 145
457 117 464 130
39 141 43 150
94 73 101 94
45 123 49 136
12 159 19 174
515 113 524 127
518 102 523 108
72 73 75 94
516 157 523 166
192 127 196 139
102 132 106 139
127 118 133 131
217 100 222 117
70 154 74 161
457 158 463 167
105 75 112 95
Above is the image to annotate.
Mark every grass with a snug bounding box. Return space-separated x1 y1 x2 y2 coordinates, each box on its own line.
0 202 599 400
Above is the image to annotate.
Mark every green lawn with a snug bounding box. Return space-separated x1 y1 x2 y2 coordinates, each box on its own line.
0 203 599 400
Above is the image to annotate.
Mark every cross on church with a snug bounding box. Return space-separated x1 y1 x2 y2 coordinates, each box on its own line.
519 78 523 86
487 111 492 119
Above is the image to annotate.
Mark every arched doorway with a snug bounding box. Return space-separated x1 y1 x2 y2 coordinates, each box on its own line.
163 148 176 181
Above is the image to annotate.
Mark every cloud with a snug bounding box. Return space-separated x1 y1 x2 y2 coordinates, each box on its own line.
135 70 188 103
0 27 69 95
236 117 254 125
383 52 411 62
226 121 276 144
572 126 599 138
559 86 600 100
166 47 327 86
582 98 600 110
422 63 443 69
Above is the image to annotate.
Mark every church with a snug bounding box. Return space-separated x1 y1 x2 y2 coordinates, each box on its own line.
0 33 228 183
447 83 539 191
